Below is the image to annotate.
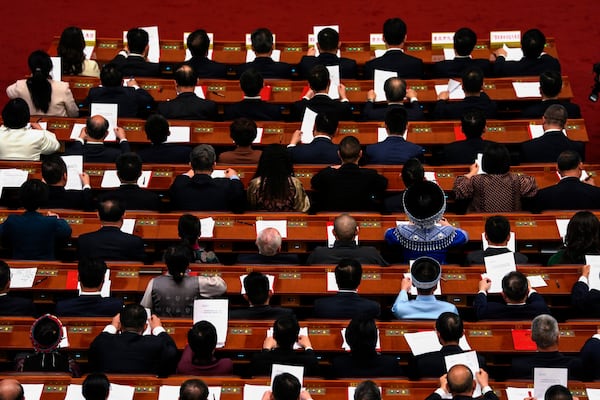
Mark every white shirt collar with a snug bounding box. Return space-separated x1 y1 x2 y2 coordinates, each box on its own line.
80 290 102 296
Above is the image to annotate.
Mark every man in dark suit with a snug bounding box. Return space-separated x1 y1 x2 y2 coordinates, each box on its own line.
223 68 282 120
184 29 228 79
580 330 600 380
0 261 36 316
236 28 292 79
364 18 424 79
510 314 582 379
89 304 178 376
298 28 357 79
288 112 339 164
362 76 424 121
55 259 123 317
82 64 154 118
433 67 497 119
311 136 388 211
438 109 495 165
77 197 146 262
100 153 161 211
413 312 486 379
136 114 192 164
521 71 581 119
42 155 93 210
290 64 353 121
365 108 424 164
425 365 498 400
431 28 491 78
66 115 131 163
474 271 549 320
157 65 218 120
313 259 381 319
229 272 294 320
492 29 561 77
110 28 161 77
236 227 300 264
308 214 388 266
520 104 585 163
534 150 600 211
169 144 245 212
571 265 600 318
466 215 528 265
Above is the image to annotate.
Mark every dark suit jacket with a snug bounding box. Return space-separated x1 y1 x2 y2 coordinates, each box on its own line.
413 345 487 379
364 49 424 79
473 292 549 320
169 174 245 212
510 351 582 380
136 143 191 164
307 240 388 266
229 305 294 320
89 331 178 376
439 138 495 165
298 53 358 79
0 295 36 316
102 184 161 211
571 281 600 318
331 354 403 378
362 102 424 121
185 56 228 79
493 54 561 77
65 141 131 163
110 54 161 77
236 253 300 264
55 295 123 317
83 86 154 118
534 177 600 211
77 226 145 262
433 93 498 120
580 336 600 380
291 95 354 121
426 392 498 400
520 130 585 163
237 57 292 79
521 99 581 119
288 136 339 164
157 92 218 120
223 98 282 121
313 291 381 319
466 247 529 265
46 186 93 211
311 163 388 212
431 57 492 78
365 135 424 164
250 348 319 376
0 211 71 260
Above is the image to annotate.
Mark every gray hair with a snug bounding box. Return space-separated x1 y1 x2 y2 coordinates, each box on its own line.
256 227 282 256
531 314 559 349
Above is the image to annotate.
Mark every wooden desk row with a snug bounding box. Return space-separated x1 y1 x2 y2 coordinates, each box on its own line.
4 160 594 193
62 76 574 104
35 117 589 146
48 36 560 68
0 317 595 354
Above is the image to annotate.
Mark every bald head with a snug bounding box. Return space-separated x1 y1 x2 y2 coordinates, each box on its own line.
175 65 197 88
447 365 474 395
0 379 24 400
85 115 109 140
384 77 407 102
256 227 282 256
333 213 358 241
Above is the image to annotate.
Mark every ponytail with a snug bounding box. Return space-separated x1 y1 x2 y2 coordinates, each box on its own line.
26 51 53 114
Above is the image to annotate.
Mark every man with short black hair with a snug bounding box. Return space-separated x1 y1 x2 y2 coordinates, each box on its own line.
229 271 294 320
0 261 36 316
136 114 191 164
434 67 497 119
439 109 495 165
170 144 245 212
353 381 381 400
261 373 313 400
521 70 581 118
185 29 227 79
466 215 529 265
66 115 131 163
298 28 357 79
218 118 263 164
82 373 110 400
288 112 339 164
77 197 146 261
42 155 92 210
0 378 25 400
425 365 497 400
224 69 282 121
432 27 491 78
89 304 178 376
111 28 160 77
158 65 218 120
313 258 381 319
237 28 292 79
55 258 123 316
365 108 424 164
179 379 210 400
362 76 424 121
475 270 549 320
364 18 423 79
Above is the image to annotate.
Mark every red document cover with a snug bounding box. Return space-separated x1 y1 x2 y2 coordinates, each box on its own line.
260 85 272 101
511 329 537 350
454 125 467 141
66 271 79 289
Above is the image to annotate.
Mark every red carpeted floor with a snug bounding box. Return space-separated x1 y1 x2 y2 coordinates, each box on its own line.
1 0 599 159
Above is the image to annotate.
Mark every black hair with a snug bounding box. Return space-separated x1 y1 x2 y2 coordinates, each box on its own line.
229 118 257 147
401 158 425 187
187 30 211 58
461 67 484 93
482 143 510 174
436 312 463 342
308 64 329 92
354 380 381 400
78 258 108 289
164 245 192 284
145 114 171 144
317 28 339 52
41 155 67 185
20 179 48 211
272 373 301 400
314 112 338 136
100 63 123 87
126 28 149 54
544 385 573 400
120 304 147 331
453 27 477 57
335 258 362 290
82 373 110 400
564 211 600 263
339 135 361 163
243 271 270 305
501 271 529 302
178 213 201 248
345 315 378 358
521 28 546 58
116 152 143 182
175 66 197 87
240 68 264 97
540 70 562 98
188 321 218 362
251 28 274 54
57 26 86 76
544 104 568 128
26 50 53 114
273 315 300 349
0 260 10 290
97 197 125 222
254 144 294 209
460 109 486 139
384 107 409 135
557 150 581 172
2 98 31 129
484 215 511 244
383 18 407 45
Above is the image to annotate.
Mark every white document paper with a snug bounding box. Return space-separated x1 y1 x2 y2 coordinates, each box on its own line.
424 172 437 182
584 255 600 290
140 26 160 63
483 252 517 293
256 220 288 238
377 127 388 142
82 29 96 59
404 272 441 295
58 326 70 348
374 69 397 101
166 126 191 143
50 57 61 82
211 170 226 178
9 267 37 288
434 79 465 99
100 170 151 188
300 108 318 144
90 103 118 141
252 127 264 144
246 49 281 62
22 384 44 400
327 271 339 292
533 368 568 399
404 330 471 356
270 364 305 386
482 232 516 252
505 387 533 400
587 388 600 400
555 219 569 240
243 384 271 400
513 82 541 98
374 49 386 57
529 124 545 139
444 351 482 396
159 386 221 400
341 327 380 351
527 275 548 288
475 152 486 174
193 299 229 347
241 274 274 294
503 43 524 61
200 217 216 238
194 85 206 99
327 222 358 248
0 168 28 188
120 219 136 234
69 123 87 140
326 65 341 100
61 155 83 190
443 48 456 60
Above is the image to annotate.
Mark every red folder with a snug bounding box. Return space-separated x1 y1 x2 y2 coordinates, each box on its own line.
260 85 272 101
454 125 467 141
66 271 79 290
511 329 537 350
